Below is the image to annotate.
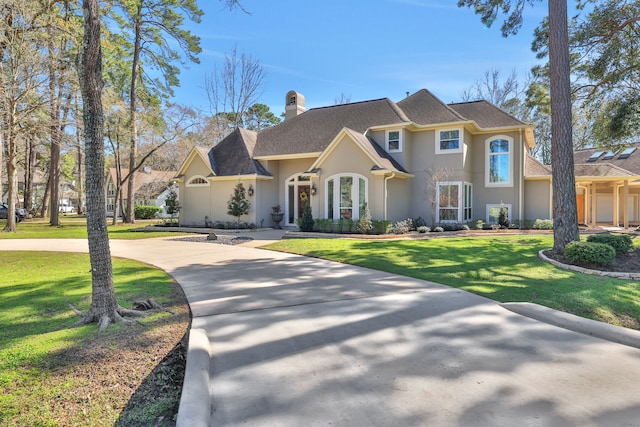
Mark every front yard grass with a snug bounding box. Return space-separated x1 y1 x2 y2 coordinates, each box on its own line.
0 251 189 426
267 235 640 329
0 216 186 240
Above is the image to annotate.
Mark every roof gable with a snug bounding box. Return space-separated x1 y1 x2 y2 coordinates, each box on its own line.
209 128 271 177
254 98 410 158
175 146 214 178
396 89 466 125
309 128 410 176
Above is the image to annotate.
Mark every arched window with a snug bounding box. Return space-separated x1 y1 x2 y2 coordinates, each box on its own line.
186 175 209 187
325 173 367 220
485 136 513 187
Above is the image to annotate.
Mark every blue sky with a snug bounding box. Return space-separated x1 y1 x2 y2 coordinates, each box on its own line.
174 0 549 116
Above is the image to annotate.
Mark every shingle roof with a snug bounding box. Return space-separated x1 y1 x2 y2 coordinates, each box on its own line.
397 89 466 125
253 98 410 157
524 153 552 177
109 168 176 199
448 100 528 128
574 163 636 178
209 128 271 176
573 142 640 176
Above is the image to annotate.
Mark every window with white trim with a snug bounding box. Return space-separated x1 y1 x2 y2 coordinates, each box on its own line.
487 204 511 224
386 130 402 153
326 173 367 220
437 181 472 222
486 137 512 186
436 129 462 153
186 176 209 186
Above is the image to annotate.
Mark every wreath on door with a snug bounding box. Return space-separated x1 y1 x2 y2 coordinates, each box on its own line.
299 191 308 202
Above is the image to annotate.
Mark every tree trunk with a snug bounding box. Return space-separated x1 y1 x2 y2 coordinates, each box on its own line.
79 0 119 330
24 136 36 213
4 102 18 232
549 0 580 253
125 6 143 224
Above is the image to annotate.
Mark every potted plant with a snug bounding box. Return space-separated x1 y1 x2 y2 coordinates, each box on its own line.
271 205 284 229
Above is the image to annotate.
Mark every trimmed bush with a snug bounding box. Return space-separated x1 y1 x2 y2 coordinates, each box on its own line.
299 204 315 232
134 205 162 219
532 219 553 230
417 226 430 233
372 220 392 235
586 233 634 254
414 216 427 228
433 226 444 232
393 218 412 234
564 241 616 265
356 203 373 234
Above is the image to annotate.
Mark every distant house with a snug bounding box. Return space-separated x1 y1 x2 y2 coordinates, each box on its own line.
106 167 177 218
568 144 640 228
175 89 555 228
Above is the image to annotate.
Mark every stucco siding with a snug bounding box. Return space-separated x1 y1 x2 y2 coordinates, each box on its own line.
524 180 552 221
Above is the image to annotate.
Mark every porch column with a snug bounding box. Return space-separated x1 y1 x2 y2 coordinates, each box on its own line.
590 183 597 227
623 180 629 228
613 183 620 227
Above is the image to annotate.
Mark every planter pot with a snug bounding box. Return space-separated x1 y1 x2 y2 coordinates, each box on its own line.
271 213 284 229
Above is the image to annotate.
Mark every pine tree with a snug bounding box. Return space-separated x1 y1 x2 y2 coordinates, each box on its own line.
299 204 315 232
227 182 250 226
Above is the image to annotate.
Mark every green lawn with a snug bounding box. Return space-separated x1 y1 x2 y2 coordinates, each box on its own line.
0 216 186 239
0 251 186 426
267 235 640 329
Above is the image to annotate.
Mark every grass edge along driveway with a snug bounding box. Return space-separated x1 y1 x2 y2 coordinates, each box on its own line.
0 251 189 426
266 235 640 330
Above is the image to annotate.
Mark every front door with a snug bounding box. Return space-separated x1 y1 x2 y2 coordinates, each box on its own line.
286 174 311 226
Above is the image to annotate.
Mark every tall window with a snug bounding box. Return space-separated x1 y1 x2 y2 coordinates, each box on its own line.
386 130 402 152
438 183 459 221
436 129 462 153
437 181 472 222
326 174 367 220
486 137 512 186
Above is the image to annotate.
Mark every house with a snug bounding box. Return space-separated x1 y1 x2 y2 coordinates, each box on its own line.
106 166 177 218
572 144 640 228
175 89 551 228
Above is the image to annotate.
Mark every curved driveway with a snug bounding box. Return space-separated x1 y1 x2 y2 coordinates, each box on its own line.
3 234 640 426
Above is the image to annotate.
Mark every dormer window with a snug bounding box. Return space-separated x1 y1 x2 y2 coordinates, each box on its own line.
386 130 402 153
436 128 463 153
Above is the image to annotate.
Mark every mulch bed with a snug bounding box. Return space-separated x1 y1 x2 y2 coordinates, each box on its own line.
544 249 640 273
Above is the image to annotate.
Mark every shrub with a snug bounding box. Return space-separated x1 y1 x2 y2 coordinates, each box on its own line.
134 205 162 219
299 204 315 232
498 207 509 228
564 241 616 265
461 224 470 231
473 219 484 230
356 203 373 234
372 220 392 234
414 216 427 228
586 233 634 254
393 219 412 234
433 226 444 232
532 219 553 230
417 226 430 233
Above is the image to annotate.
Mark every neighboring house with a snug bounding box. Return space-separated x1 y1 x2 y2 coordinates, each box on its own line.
573 144 640 228
106 167 177 218
176 89 552 228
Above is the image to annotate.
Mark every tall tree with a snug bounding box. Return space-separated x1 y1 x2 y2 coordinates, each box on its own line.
458 0 579 252
77 0 122 330
205 46 265 131
244 103 281 131
0 1 48 232
572 0 640 142
109 0 203 223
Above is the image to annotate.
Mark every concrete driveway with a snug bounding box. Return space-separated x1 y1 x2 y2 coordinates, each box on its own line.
3 234 640 426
